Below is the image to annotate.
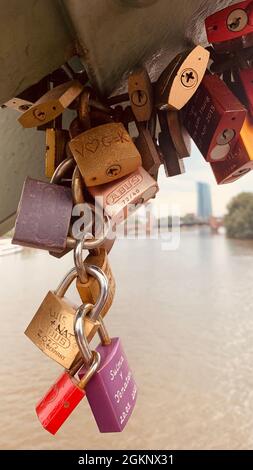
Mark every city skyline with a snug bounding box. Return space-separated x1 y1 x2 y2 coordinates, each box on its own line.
155 141 253 217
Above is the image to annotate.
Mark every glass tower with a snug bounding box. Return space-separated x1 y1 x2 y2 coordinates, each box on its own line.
197 182 212 221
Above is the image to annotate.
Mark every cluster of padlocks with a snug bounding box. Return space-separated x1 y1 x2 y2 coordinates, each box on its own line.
3 0 253 435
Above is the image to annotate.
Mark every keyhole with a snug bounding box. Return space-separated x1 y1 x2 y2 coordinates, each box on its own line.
180 68 198 88
131 90 148 107
227 8 248 32
33 108 46 121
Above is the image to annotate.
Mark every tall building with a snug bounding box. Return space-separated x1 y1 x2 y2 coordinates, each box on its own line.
197 182 212 220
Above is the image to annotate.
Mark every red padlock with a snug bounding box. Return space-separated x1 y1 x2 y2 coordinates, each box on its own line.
183 74 246 162
238 68 253 117
36 352 100 434
205 1 253 45
210 114 253 184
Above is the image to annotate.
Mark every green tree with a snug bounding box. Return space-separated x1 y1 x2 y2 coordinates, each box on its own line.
224 193 253 239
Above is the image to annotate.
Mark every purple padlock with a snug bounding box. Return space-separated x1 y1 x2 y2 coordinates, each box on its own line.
74 305 137 433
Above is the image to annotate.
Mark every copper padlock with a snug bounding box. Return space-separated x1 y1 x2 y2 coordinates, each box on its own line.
166 111 191 158
155 46 210 110
69 123 142 186
183 74 246 162
88 166 159 225
45 129 69 178
210 115 253 184
128 67 153 122
24 265 107 369
135 126 162 179
12 177 73 253
76 249 116 319
18 80 83 128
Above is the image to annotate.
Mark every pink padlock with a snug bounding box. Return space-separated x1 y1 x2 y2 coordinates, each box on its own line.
88 166 158 225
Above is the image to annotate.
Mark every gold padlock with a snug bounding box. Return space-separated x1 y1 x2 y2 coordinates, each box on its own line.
155 46 210 110
45 129 69 178
25 267 101 369
128 67 153 122
76 248 116 319
69 122 142 186
19 80 83 128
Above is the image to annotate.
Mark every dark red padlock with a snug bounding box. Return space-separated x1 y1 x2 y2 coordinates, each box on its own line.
183 74 246 162
205 1 253 45
210 114 253 184
36 352 100 435
238 68 253 117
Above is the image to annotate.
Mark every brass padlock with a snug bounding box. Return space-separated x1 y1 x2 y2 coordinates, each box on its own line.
155 46 210 110
135 126 162 179
24 265 107 369
69 122 142 186
76 249 116 319
166 111 191 158
45 129 69 178
211 114 253 184
18 80 83 128
128 67 153 122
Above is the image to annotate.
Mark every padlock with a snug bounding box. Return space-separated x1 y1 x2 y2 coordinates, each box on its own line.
158 131 185 177
18 80 83 128
135 126 162 179
24 265 108 368
12 177 73 252
45 129 69 178
155 46 210 110
36 339 100 434
88 166 159 225
128 67 153 122
1 97 33 112
205 1 253 45
69 122 142 186
238 68 253 117
183 74 246 162
76 308 137 433
76 248 116 319
166 111 191 158
210 114 253 183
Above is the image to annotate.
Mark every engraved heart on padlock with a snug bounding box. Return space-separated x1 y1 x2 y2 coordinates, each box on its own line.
85 138 100 153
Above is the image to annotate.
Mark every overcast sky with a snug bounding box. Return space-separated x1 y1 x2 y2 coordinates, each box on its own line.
155 141 253 217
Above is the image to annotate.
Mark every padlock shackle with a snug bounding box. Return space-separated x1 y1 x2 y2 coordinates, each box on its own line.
72 165 86 205
78 351 101 390
55 265 109 320
50 157 75 184
74 304 111 367
73 217 111 283
74 303 94 365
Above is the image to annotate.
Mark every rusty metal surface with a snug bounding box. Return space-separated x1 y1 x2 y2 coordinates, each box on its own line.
62 0 236 95
0 0 74 105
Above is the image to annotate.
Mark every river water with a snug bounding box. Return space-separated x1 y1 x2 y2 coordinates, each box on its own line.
1 230 253 450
